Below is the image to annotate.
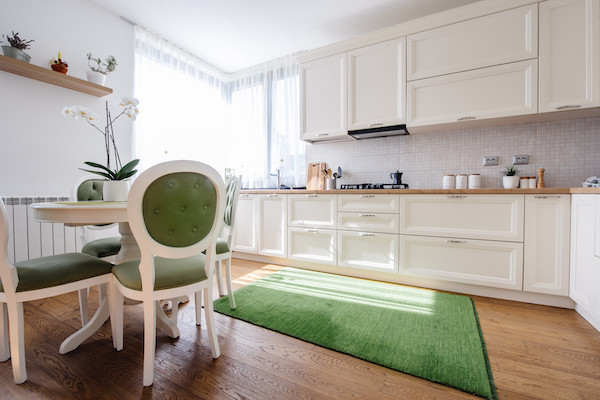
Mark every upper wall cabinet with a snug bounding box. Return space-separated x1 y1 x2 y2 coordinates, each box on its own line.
300 53 349 142
347 38 406 130
407 5 538 81
539 0 600 112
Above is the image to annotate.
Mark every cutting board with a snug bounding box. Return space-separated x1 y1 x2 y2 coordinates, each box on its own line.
307 162 326 190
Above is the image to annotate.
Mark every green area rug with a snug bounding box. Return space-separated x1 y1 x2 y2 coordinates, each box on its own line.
214 267 496 399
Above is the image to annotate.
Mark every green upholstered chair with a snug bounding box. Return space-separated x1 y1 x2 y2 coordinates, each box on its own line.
73 178 121 326
108 160 225 386
0 198 115 384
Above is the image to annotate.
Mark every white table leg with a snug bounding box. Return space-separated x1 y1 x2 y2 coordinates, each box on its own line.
115 222 140 264
59 294 110 354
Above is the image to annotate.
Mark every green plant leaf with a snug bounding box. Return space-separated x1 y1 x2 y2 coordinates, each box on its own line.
79 168 112 180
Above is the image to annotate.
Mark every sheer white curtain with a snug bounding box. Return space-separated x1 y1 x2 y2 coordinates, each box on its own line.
134 27 304 187
134 26 228 174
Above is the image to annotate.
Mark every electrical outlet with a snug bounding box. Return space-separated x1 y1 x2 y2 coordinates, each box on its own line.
513 155 529 165
483 156 498 166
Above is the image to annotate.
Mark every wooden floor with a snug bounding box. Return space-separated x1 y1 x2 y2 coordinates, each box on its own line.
1 259 599 399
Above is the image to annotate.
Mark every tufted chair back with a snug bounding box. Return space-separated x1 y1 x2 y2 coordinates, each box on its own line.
221 175 241 238
76 179 105 201
127 160 225 267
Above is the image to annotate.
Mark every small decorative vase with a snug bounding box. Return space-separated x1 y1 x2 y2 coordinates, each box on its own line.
51 64 68 74
1 45 31 63
86 70 107 86
502 176 520 189
103 180 130 202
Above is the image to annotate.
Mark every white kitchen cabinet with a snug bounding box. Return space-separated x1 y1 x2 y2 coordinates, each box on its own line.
347 38 406 130
523 194 570 296
288 227 337 265
407 60 538 127
539 0 600 113
596 195 600 258
338 212 399 234
338 230 398 273
399 235 524 290
288 194 337 228
300 53 348 142
232 194 257 253
338 194 399 214
407 4 537 80
257 194 286 258
570 194 597 311
400 194 524 242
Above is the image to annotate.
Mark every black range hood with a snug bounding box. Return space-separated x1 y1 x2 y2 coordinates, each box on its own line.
348 124 410 140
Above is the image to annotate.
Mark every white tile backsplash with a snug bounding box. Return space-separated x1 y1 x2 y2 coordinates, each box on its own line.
305 116 600 189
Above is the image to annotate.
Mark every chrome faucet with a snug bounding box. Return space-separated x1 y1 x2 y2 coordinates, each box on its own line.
270 169 281 189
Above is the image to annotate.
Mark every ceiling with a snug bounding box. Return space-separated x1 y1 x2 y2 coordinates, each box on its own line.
88 0 480 73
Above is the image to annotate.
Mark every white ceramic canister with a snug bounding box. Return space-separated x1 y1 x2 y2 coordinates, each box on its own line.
443 175 455 189
455 174 468 189
520 177 529 188
468 174 481 189
528 177 537 188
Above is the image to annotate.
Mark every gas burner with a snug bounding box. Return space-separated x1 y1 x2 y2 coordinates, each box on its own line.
340 183 409 190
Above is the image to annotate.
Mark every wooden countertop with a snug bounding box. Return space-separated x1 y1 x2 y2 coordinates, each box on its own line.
241 187 600 195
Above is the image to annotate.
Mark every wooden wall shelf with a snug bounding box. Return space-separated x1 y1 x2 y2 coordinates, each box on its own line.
0 55 113 97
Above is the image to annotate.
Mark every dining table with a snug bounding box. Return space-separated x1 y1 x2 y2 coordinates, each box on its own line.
29 200 181 354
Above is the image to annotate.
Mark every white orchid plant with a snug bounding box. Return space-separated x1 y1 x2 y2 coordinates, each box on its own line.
62 97 140 180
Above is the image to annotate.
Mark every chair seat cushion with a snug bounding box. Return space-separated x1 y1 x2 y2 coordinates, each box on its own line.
81 237 122 258
1 253 114 292
112 253 208 291
216 238 230 255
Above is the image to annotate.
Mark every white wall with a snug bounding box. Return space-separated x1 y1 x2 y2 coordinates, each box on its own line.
0 0 134 196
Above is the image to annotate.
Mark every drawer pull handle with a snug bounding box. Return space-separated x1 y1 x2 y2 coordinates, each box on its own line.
457 116 476 121
359 195 375 198
534 195 561 199
446 239 467 244
267 194 278 198
359 233 375 237
556 105 581 110
239 194 249 197
305 229 319 233
447 195 467 198
305 194 318 198
316 133 329 137
359 214 375 217
368 123 383 127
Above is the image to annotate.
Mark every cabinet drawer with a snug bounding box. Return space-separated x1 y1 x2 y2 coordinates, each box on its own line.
338 230 398 273
288 227 336 265
407 60 537 127
338 212 399 234
399 235 523 290
407 5 537 80
338 194 399 213
400 194 524 241
288 194 337 228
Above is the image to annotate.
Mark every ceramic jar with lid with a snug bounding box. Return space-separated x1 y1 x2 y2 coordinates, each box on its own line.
443 175 455 189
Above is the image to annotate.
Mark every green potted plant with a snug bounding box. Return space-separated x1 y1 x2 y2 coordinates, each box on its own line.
502 165 520 189
62 97 140 201
85 52 117 85
1 31 34 63
49 51 68 74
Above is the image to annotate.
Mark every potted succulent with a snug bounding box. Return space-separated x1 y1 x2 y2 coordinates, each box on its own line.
86 52 117 85
502 165 520 189
1 31 34 63
50 51 68 74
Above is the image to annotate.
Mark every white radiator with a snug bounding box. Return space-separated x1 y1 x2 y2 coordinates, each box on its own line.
2 196 83 263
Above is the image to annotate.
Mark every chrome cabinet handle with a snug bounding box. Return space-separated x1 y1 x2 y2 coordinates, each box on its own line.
305 194 318 198
367 123 383 127
316 133 329 137
359 214 375 217
266 194 278 198
305 229 319 233
556 105 581 110
359 233 375 237
359 195 375 198
534 195 561 199
239 194 250 197
446 239 467 244
447 195 467 198
457 116 476 121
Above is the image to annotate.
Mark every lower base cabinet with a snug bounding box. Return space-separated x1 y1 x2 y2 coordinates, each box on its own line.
399 235 524 290
337 230 398 273
288 227 337 265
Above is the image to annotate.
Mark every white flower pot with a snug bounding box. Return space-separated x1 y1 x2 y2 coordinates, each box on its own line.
502 176 520 189
103 180 130 202
86 70 107 86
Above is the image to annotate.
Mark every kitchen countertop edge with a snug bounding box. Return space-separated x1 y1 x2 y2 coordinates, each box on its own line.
240 187 600 195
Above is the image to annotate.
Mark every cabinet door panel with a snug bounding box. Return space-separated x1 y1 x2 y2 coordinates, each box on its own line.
288 194 337 228
338 212 399 234
539 0 600 112
348 38 405 130
338 231 398 273
570 195 597 309
232 195 257 253
407 60 537 127
288 228 336 265
258 195 286 257
523 195 570 295
407 4 537 80
338 194 399 213
399 235 523 290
